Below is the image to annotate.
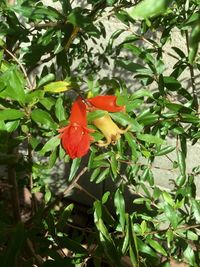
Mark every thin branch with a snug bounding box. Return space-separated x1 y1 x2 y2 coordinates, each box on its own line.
4 48 33 89
65 222 95 234
41 167 88 218
8 163 21 223
119 159 175 172
65 26 80 51
30 21 65 29
26 238 44 266
75 183 98 201
27 139 38 216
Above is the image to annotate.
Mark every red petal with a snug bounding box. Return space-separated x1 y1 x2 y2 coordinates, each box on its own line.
60 124 91 159
88 95 125 112
69 97 87 126
76 131 90 158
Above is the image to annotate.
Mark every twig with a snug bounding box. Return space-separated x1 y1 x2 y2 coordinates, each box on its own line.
30 21 65 29
26 238 44 266
41 167 88 218
119 159 175 172
65 26 80 51
27 140 38 216
4 48 33 89
8 163 21 222
75 183 98 201
65 222 95 234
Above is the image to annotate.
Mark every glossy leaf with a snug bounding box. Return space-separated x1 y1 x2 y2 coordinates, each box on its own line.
31 109 57 129
68 158 81 181
40 135 60 155
0 109 24 120
44 81 73 93
148 239 167 256
114 188 125 230
137 133 164 144
110 112 142 132
127 0 172 19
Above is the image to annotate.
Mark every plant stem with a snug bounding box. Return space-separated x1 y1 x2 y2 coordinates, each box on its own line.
8 164 21 223
39 167 88 219
4 48 33 89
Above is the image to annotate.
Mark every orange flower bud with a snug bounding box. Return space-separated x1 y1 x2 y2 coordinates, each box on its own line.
88 95 125 112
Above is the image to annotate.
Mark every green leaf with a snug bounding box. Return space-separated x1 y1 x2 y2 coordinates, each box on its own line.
57 204 74 230
177 150 186 177
179 113 199 123
137 110 159 126
137 134 164 144
48 148 58 168
148 239 167 256
116 59 151 75
40 97 56 111
90 168 101 182
124 132 138 159
184 245 197 266
96 218 121 267
58 236 87 255
114 188 125 230
94 152 112 161
127 0 172 19
162 191 175 207
102 191 110 204
37 73 55 88
44 81 73 93
137 238 157 258
68 158 81 182
191 198 200 223
55 97 66 122
126 99 144 112
44 188 52 203
6 120 20 132
0 65 25 104
189 20 200 64
94 200 102 222
155 145 175 156
95 168 110 184
40 135 60 155
87 110 106 123
163 203 179 228
163 76 182 91
110 153 118 178
0 109 24 120
132 88 153 99
31 109 57 129
110 112 142 132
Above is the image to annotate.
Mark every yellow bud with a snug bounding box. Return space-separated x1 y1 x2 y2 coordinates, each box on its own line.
92 114 130 147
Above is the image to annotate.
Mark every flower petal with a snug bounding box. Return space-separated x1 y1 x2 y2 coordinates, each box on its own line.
76 131 91 158
59 124 92 159
88 95 125 112
69 97 87 126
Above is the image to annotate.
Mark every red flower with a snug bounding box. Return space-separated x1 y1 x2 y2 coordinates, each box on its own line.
88 95 125 112
59 98 93 159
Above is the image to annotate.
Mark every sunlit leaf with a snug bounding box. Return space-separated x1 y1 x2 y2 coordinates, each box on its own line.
44 81 73 93
127 0 172 19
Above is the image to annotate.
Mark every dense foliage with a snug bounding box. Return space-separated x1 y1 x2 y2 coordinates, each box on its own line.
0 0 200 266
